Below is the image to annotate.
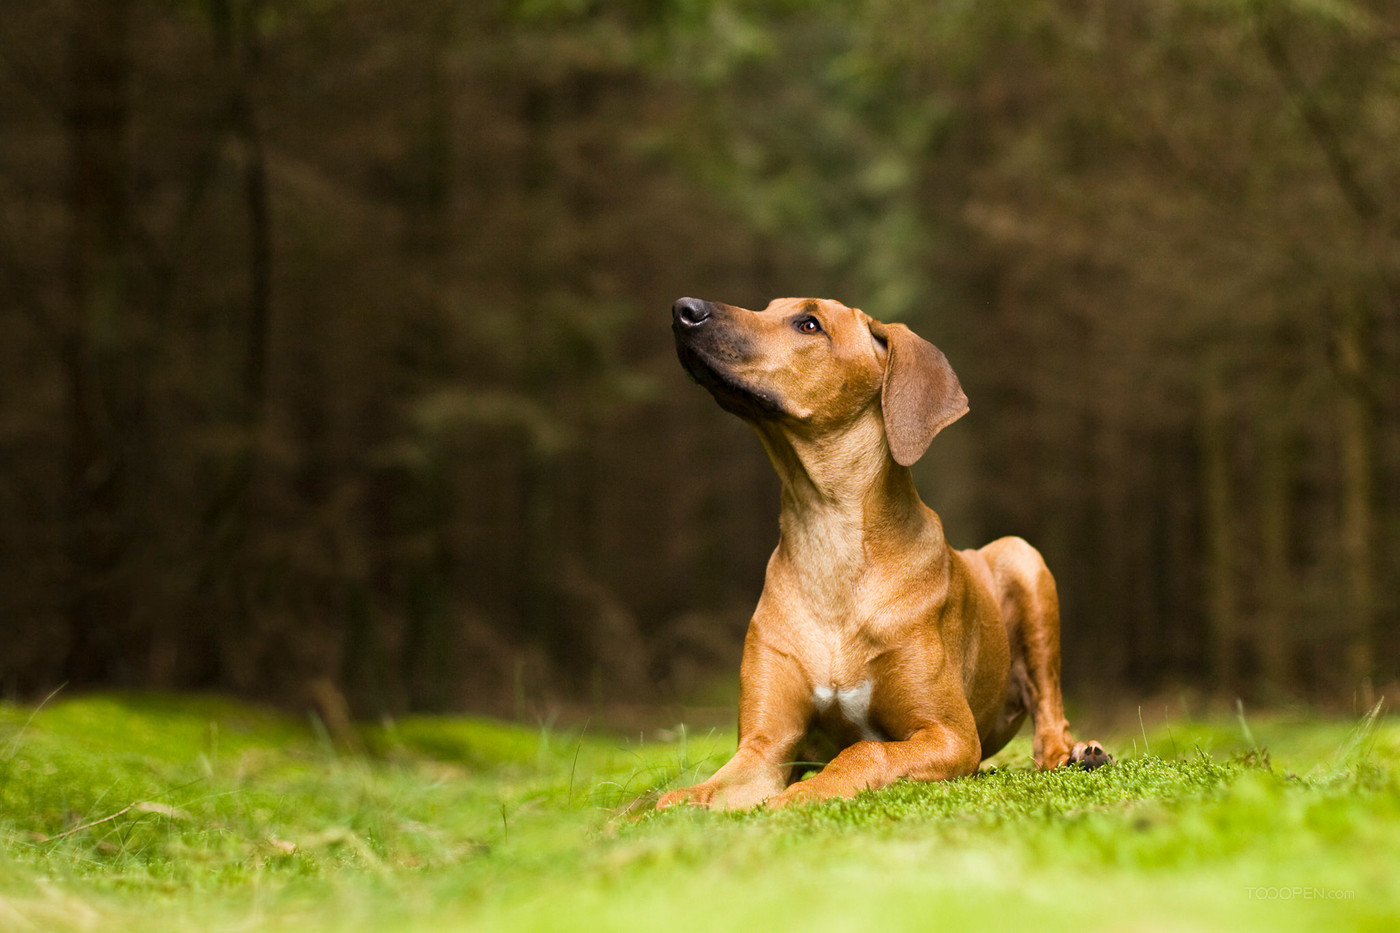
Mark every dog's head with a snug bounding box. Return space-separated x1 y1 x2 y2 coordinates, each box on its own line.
672 297 967 465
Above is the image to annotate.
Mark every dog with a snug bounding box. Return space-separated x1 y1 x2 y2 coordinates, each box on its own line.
659 297 1108 810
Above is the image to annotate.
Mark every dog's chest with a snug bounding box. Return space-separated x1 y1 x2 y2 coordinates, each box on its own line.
811 680 883 741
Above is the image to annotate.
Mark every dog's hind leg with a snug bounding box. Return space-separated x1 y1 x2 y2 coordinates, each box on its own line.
982 537 1110 770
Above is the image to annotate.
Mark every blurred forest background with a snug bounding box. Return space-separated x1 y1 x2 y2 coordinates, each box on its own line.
3 0 1399 717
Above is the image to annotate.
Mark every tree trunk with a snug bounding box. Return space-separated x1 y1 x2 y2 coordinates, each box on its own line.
1334 297 1374 697
197 0 276 691
1256 396 1293 698
62 0 135 685
1199 357 1239 694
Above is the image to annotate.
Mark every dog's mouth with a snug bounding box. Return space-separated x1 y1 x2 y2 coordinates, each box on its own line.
674 337 786 420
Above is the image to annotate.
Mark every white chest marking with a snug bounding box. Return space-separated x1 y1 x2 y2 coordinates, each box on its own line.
812 680 882 741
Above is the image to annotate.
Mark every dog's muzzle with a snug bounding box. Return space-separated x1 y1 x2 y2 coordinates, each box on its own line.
671 296 785 419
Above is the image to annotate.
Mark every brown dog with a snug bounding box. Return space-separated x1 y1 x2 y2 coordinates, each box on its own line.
660 297 1108 811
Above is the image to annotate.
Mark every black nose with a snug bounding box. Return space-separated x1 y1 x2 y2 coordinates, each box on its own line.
673 297 712 328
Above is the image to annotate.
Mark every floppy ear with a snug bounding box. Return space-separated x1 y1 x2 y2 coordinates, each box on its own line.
869 321 969 467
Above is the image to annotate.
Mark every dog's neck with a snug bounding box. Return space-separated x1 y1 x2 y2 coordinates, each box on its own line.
753 412 945 582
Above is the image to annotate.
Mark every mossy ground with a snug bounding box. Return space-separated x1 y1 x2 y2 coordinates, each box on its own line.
2 694 1396 931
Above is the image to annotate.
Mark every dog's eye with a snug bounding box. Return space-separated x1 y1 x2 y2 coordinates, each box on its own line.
796 317 823 335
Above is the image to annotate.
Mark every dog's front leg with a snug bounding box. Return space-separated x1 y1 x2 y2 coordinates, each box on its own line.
768 720 981 808
658 640 811 811
656 738 794 811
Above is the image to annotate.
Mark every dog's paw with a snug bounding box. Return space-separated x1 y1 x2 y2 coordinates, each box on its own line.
1068 740 1113 770
766 782 823 810
656 783 716 810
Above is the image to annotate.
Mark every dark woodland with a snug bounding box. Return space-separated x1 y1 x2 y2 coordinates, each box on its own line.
3 0 1399 716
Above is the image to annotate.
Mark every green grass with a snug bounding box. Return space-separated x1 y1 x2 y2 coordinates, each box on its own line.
2 694 1398 931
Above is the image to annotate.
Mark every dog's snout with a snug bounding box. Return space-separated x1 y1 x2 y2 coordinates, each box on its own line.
673 297 713 329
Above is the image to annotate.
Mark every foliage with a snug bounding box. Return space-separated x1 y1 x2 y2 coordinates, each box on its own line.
2 695 1399 930
2 0 1398 708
